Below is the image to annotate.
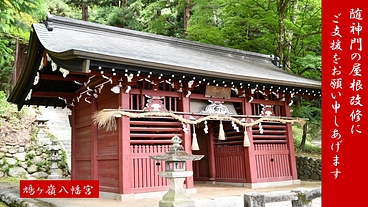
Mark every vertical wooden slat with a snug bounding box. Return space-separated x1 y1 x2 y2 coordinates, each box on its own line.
138 146 142 188
71 107 76 180
91 97 98 180
154 145 158 187
214 145 246 180
148 146 152 187
119 92 131 194
130 94 133 109
284 94 298 180
208 126 216 180
180 93 194 189
134 148 138 188
243 94 257 182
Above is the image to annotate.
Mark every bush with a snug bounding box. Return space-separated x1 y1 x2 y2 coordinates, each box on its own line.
0 91 38 144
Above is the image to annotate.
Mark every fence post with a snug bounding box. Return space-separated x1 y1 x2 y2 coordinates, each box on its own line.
291 189 312 207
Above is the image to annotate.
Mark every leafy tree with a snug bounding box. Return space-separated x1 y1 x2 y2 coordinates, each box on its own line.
89 3 143 30
0 0 47 93
139 0 187 38
291 97 321 151
65 0 135 20
187 0 321 150
87 0 188 38
187 0 321 75
185 0 224 45
47 0 81 19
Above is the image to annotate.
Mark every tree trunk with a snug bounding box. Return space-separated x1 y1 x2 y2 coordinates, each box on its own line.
299 122 308 151
82 1 88 21
184 0 191 37
119 0 126 7
285 0 298 70
276 0 291 70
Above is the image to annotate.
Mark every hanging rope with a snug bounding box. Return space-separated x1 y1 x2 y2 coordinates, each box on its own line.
243 127 250 147
218 120 226 140
92 109 306 132
191 124 199 150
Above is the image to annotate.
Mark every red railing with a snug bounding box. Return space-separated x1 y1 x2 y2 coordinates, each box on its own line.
214 145 246 182
254 143 291 181
130 145 169 193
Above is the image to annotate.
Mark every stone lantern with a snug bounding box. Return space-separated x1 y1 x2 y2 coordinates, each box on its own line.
150 135 204 207
47 140 61 179
35 115 49 145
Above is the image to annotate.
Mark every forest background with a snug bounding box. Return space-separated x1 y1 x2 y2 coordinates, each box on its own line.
0 0 321 152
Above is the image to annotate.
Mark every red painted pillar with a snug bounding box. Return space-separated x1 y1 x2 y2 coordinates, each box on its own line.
207 123 216 181
118 92 132 194
243 98 258 183
284 94 298 180
181 93 194 189
91 97 98 180
71 106 76 180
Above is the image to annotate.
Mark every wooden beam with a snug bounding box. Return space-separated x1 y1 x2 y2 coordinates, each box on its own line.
130 134 182 138
130 121 181 126
284 93 298 180
130 127 182 132
252 125 286 129
91 97 98 180
251 130 287 134
130 88 181 97
130 140 172 144
190 93 244 102
71 108 76 180
32 91 75 98
119 92 131 194
215 141 243 145
253 140 287 144
208 123 216 181
180 92 194 189
39 74 86 82
252 135 287 139
243 97 257 183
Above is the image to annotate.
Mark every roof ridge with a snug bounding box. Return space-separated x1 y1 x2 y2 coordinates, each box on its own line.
44 15 273 62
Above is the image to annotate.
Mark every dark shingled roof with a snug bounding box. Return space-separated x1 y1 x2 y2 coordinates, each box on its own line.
8 15 321 109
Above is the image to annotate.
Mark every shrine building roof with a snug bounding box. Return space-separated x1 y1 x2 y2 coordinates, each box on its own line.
8 15 321 109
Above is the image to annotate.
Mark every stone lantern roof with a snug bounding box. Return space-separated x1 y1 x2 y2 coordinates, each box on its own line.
150 136 204 162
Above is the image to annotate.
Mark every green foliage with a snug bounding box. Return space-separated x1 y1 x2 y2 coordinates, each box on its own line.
293 125 321 155
4 164 13 174
58 150 69 176
139 0 186 38
36 159 50 172
47 0 81 18
26 159 33 167
187 0 321 81
291 98 321 139
25 152 35 160
0 91 38 143
0 91 22 119
0 0 47 93
89 5 143 30
0 157 6 166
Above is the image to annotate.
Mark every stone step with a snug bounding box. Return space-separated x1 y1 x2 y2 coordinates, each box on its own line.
37 106 72 171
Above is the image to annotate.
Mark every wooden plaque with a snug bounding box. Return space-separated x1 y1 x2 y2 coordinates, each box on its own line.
205 85 231 99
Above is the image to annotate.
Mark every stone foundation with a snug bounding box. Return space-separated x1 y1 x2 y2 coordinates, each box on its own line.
0 141 70 179
296 156 321 180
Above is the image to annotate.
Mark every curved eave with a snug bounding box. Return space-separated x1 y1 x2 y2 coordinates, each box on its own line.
72 50 321 90
7 30 44 110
